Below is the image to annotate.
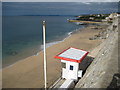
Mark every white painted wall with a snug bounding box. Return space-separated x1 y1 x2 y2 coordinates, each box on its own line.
61 60 79 80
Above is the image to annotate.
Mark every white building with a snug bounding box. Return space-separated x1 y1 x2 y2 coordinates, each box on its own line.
109 13 118 19
54 47 89 81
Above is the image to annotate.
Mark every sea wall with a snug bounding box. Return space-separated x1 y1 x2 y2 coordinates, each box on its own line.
75 17 119 88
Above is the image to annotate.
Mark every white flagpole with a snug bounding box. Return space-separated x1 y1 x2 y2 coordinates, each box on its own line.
43 20 47 89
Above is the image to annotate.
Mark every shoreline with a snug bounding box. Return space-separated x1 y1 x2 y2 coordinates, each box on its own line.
2 24 106 88
2 26 85 69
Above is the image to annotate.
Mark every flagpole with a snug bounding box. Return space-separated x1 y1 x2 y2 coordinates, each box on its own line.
43 20 47 89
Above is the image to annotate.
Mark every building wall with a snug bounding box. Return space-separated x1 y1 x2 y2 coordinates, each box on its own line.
61 60 79 80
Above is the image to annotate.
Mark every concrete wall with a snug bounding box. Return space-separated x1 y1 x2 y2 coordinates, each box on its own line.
75 17 119 88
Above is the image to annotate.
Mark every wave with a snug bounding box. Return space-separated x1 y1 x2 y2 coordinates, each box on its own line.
67 31 73 36
40 41 63 50
42 31 75 48
34 27 84 56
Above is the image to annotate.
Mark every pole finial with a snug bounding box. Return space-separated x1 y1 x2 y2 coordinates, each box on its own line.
43 20 46 25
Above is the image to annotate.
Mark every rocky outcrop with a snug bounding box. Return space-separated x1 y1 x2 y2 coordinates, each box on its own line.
75 17 119 88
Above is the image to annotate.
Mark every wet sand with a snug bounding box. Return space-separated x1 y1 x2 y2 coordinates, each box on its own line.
2 25 104 88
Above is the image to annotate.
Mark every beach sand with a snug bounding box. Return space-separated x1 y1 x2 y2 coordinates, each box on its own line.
2 25 106 88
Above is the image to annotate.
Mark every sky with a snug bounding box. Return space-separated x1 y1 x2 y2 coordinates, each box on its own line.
2 2 118 16
2 0 119 2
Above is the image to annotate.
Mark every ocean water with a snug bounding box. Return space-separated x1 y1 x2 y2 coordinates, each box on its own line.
3 15 83 67
2 2 118 67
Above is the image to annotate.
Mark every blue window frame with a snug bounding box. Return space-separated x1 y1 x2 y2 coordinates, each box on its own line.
70 65 73 70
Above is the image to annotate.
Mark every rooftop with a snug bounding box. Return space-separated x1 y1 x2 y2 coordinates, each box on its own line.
54 47 89 63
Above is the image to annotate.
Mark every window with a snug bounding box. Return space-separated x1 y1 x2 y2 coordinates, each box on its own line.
61 62 66 68
70 65 73 70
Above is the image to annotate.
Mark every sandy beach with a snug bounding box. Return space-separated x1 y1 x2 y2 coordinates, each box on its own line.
2 24 107 88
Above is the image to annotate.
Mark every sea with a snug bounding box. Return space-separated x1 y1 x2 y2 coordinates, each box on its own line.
2 2 118 67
